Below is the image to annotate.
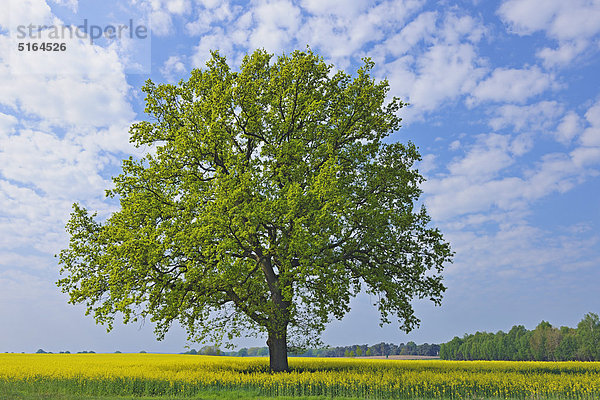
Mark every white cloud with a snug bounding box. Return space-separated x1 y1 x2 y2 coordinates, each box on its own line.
375 11 437 57
423 109 600 222
571 146 600 167
489 101 562 132
439 13 486 44
510 133 534 156
377 12 487 119
536 40 588 68
300 0 370 18
0 179 71 252
418 153 437 175
498 0 600 40
49 0 78 13
489 100 600 147
445 221 600 281
0 33 134 129
186 2 240 35
149 0 193 35
469 67 557 105
299 0 425 67
580 100 600 147
0 128 112 200
498 0 561 35
412 43 483 109
187 0 428 72
498 0 600 66
165 0 191 15
5 0 53 29
191 27 236 67
160 55 188 82
194 0 222 9
447 134 514 180
449 140 461 150
0 0 140 290
556 111 582 144
248 0 302 52
151 10 174 36
0 269 55 303
0 113 18 133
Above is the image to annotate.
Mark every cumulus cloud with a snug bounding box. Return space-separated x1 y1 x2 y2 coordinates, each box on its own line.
151 10 174 35
49 0 79 12
248 0 302 52
0 113 18 133
423 98 600 224
375 12 487 119
160 55 188 82
191 26 237 67
186 1 240 35
148 0 193 35
187 0 427 73
536 41 588 67
489 101 563 132
555 111 583 144
4 0 53 29
373 11 437 58
445 221 600 280
447 134 515 180
498 0 600 40
300 0 371 17
580 100 600 147
183 1 493 123
165 0 192 15
468 67 557 105
0 0 139 301
498 0 600 66
1 24 135 130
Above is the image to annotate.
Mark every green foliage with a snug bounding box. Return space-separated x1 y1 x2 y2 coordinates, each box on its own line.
440 313 600 361
56 48 452 369
577 312 600 361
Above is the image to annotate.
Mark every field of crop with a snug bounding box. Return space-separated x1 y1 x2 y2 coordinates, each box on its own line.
1 353 600 399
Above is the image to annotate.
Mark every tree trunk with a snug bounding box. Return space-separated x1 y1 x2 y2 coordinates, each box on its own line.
267 331 289 372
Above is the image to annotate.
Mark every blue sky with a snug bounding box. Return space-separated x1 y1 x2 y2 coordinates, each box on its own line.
0 0 599 353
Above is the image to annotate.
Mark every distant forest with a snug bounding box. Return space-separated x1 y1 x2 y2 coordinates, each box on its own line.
184 312 600 361
184 342 441 358
440 312 600 361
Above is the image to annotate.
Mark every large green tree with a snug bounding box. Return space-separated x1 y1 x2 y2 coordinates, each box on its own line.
577 312 600 361
57 49 453 372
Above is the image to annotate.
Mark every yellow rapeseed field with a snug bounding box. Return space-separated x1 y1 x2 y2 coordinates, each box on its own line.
1 353 600 398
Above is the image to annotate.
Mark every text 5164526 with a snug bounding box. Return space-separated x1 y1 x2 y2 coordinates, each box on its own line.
18 42 66 51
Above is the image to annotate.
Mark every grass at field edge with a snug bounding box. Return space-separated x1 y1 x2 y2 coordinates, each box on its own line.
0 385 517 400
1 384 372 400
0 386 561 400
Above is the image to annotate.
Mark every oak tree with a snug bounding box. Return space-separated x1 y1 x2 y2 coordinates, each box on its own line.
57 49 453 372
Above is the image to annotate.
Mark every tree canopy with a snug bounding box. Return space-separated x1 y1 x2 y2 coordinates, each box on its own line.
57 48 453 372
440 313 600 361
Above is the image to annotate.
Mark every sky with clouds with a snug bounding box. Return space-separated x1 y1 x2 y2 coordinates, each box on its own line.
0 0 599 353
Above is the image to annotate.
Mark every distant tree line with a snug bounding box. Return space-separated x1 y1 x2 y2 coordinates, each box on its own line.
35 349 93 354
299 342 440 358
183 342 440 357
440 312 600 361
